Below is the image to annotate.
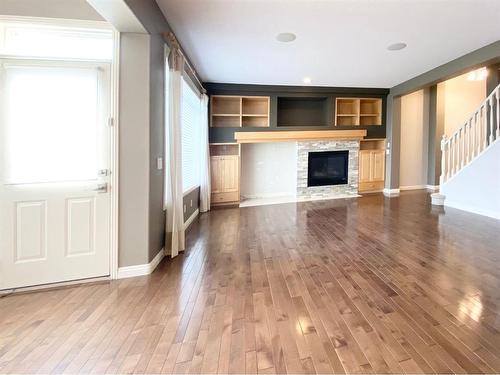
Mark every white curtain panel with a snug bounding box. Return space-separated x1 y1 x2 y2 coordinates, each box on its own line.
165 61 185 258
199 94 210 212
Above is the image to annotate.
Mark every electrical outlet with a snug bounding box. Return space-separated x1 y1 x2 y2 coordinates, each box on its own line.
157 157 163 170
183 205 186 213
190 199 193 207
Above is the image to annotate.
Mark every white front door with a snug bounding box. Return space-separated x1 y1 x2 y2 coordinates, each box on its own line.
0 60 112 290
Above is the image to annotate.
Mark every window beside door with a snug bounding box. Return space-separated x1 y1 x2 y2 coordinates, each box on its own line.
181 78 202 193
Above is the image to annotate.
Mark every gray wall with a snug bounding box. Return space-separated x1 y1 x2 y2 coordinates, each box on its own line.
118 33 151 267
148 33 166 262
120 0 201 265
206 83 389 143
386 41 500 192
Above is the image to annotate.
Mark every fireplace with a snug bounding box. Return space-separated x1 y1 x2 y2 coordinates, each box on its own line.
307 150 349 187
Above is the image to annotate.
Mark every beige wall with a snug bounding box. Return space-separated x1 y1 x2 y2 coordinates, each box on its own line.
400 90 429 188
440 72 487 136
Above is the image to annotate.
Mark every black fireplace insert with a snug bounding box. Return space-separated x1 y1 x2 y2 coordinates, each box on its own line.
307 150 348 187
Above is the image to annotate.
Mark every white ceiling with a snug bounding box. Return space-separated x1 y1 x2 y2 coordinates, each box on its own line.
155 0 500 88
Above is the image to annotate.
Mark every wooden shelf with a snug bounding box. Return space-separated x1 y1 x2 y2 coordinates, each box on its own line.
234 130 367 143
335 97 382 126
210 95 270 128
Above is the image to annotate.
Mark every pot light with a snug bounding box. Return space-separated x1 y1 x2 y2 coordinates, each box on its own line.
387 42 407 51
276 32 296 43
303 77 312 84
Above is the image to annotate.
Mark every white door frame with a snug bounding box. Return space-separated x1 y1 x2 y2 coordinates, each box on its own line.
0 16 120 283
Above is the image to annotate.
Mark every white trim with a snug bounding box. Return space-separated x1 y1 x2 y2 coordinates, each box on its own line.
444 200 500 220
109 30 120 280
383 188 400 197
0 276 110 296
426 184 440 191
400 185 427 191
117 248 165 279
184 208 200 231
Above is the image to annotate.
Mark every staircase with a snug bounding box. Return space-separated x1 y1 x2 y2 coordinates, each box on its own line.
435 83 500 219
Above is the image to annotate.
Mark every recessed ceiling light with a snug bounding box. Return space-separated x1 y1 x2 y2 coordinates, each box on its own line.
303 77 312 84
276 32 296 43
387 42 407 51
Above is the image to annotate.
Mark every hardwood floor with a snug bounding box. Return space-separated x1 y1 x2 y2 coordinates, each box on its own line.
1 191 500 374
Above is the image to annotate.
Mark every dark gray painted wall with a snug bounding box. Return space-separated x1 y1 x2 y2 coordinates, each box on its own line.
183 187 200 222
206 83 389 143
384 95 401 189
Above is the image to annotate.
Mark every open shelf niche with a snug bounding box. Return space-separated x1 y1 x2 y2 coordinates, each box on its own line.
210 95 270 128
335 97 382 126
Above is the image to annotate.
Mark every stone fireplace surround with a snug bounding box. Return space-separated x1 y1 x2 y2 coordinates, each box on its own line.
297 140 360 200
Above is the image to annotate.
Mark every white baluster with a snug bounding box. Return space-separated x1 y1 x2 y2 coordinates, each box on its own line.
452 134 457 176
489 97 494 145
440 135 447 184
472 113 476 158
482 105 488 150
496 89 500 139
466 119 471 164
458 128 462 169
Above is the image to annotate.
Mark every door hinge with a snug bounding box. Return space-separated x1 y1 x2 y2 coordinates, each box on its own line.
108 117 114 127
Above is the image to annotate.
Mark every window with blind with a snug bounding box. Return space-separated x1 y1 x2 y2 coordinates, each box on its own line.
181 78 201 193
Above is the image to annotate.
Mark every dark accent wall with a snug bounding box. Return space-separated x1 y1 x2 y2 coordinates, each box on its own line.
206 83 389 143
183 187 200 223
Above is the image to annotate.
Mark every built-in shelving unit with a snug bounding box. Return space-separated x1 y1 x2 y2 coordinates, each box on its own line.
209 143 241 206
359 138 386 193
335 98 382 126
210 95 270 128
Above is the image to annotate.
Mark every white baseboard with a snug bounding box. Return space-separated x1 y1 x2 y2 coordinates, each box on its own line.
117 248 165 279
400 185 427 191
184 208 199 231
444 200 500 220
426 184 440 191
383 188 400 197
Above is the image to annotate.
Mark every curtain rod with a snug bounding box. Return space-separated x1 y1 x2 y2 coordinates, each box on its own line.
163 31 206 94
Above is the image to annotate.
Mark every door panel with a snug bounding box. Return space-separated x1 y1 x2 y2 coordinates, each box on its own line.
372 150 385 181
210 157 223 193
359 151 372 183
0 60 111 290
222 156 239 192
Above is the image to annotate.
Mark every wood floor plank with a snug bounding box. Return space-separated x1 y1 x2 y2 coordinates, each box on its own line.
1 191 500 374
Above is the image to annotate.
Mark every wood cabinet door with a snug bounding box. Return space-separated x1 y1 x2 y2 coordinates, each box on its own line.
210 157 224 193
221 156 239 192
359 150 372 183
371 150 385 181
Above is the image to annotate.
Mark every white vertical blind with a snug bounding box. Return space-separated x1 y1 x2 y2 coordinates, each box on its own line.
181 77 201 193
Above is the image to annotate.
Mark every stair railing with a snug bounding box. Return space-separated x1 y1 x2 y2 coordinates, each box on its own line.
440 83 500 184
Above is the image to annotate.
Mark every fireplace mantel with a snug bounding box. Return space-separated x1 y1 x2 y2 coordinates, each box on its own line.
234 130 367 143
